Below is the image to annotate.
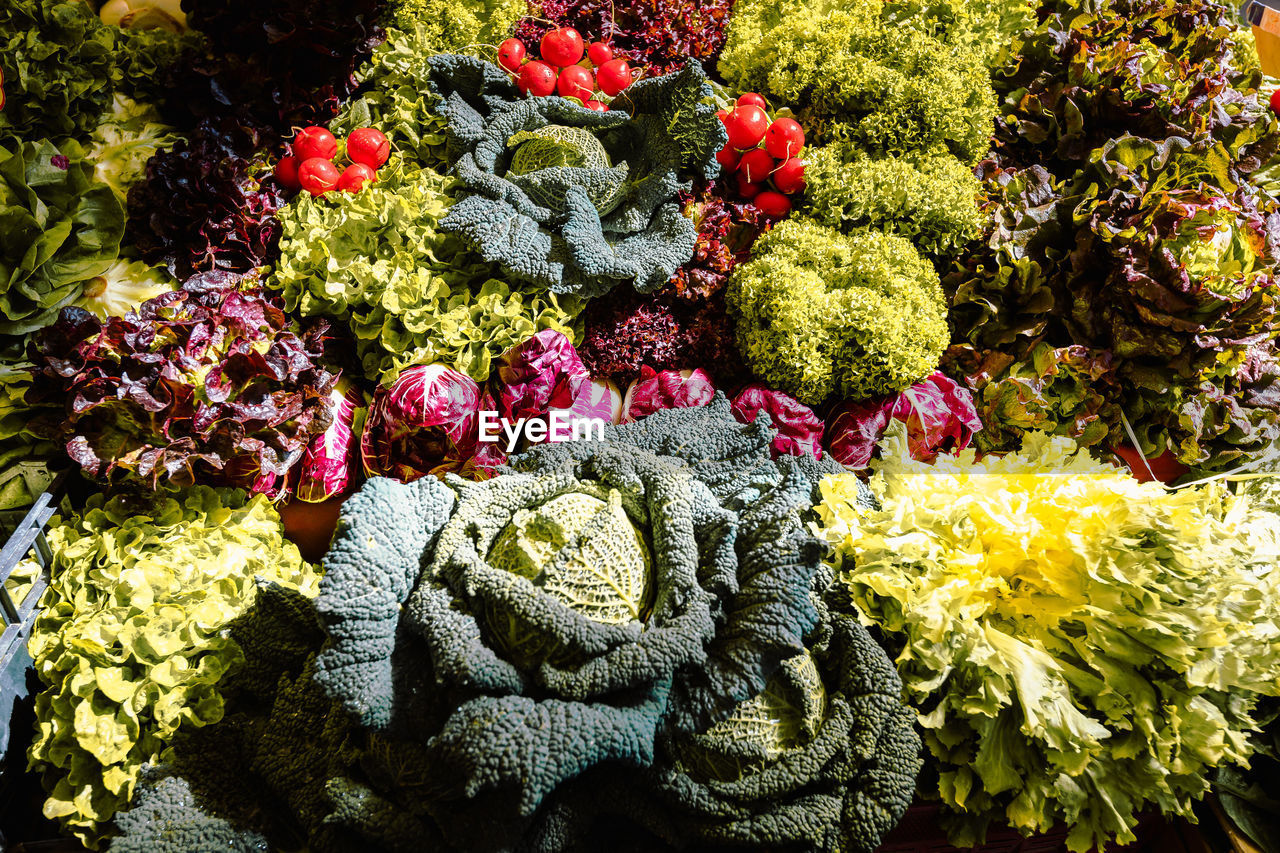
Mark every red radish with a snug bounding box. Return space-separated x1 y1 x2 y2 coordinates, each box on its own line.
346 127 390 170
274 155 301 190
736 92 767 109
716 108 729 125
715 144 740 171
498 38 527 72
772 157 806 194
588 41 614 65
738 148 775 184
541 27 585 67
724 105 768 149
518 61 557 96
736 175 763 199
337 162 377 193
557 65 595 101
293 126 337 162
764 118 805 159
298 157 341 196
596 58 633 96
755 190 792 218
1271 88 1280 114
584 100 608 112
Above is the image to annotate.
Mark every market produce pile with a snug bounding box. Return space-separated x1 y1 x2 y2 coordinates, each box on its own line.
2 0 1280 852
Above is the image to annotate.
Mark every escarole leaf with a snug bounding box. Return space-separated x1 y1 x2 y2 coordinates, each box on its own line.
817 427 1280 851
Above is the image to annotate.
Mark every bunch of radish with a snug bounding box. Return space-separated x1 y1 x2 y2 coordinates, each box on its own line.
498 28 636 109
274 126 391 197
716 94 806 218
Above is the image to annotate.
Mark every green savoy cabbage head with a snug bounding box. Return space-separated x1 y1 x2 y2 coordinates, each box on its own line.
424 54 727 297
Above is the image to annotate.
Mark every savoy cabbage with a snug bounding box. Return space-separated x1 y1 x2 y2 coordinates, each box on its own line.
425 54 726 297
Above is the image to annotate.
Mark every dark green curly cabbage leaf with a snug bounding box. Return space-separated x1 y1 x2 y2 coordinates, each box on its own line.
425 54 726 297
307 396 832 849
529 607 923 853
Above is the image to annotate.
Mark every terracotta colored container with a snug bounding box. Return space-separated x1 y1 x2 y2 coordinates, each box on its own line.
1111 445 1189 485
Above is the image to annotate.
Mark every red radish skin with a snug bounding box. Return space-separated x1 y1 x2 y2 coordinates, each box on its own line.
584 100 608 112
715 145 740 171
498 38 527 72
725 105 769 149
736 175 763 199
596 59 633 96
274 155 301 191
772 157 806 194
541 27 585 67
298 158 341 196
293 126 337 162
1271 88 1280 114
337 163 377 193
736 92 767 109
588 41 614 66
765 118 805 159
557 65 595 101
519 61 558 96
346 127 390 170
755 190 792 218
738 148 776 184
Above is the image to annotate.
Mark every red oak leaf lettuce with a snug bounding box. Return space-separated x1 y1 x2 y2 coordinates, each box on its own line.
27 280 336 493
516 0 733 75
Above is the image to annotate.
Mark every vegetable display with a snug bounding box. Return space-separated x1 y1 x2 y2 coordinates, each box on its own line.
817 428 1280 851
3 0 1280 851
102 398 919 853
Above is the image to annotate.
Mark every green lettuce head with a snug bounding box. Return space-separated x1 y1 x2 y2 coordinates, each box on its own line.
728 219 949 406
0 138 125 337
26 486 319 848
272 160 582 384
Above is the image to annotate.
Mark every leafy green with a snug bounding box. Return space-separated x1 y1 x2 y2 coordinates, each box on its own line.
0 0 197 146
387 0 524 50
801 140 984 259
426 54 726 296
0 138 126 338
0 0 116 145
271 161 583 385
0 363 59 511
947 138 1280 471
330 25 453 173
305 398 832 849
718 0 996 162
727 219 949 406
817 428 1280 851
27 487 320 847
72 257 175 321
85 94 183 202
